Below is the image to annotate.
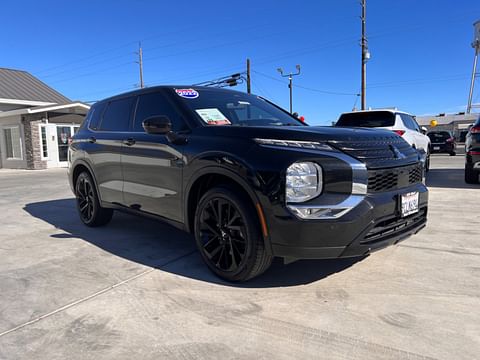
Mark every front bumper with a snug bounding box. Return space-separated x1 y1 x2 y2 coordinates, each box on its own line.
267 183 428 259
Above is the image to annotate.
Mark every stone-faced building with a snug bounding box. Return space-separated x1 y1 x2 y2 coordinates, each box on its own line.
0 68 89 169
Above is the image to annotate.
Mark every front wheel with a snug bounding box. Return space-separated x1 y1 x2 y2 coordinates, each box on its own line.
75 172 113 227
194 187 273 282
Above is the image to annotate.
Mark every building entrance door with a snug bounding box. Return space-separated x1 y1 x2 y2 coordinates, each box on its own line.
56 126 72 165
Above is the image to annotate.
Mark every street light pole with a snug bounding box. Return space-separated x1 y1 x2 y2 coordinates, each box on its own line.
360 0 370 110
467 20 480 114
277 65 301 114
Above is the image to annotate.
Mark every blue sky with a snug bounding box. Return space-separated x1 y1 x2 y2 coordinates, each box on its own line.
1 0 480 124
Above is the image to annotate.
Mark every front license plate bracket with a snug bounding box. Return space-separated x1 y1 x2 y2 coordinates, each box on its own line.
400 191 419 217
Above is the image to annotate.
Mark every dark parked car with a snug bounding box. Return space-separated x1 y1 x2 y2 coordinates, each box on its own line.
427 131 456 156
68 86 428 281
465 116 480 184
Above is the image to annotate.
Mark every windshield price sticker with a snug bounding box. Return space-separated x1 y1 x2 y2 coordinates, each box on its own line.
175 89 199 99
195 108 231 125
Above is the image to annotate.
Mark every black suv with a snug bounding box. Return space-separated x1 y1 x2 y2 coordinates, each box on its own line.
427 131 456 156
465 116 480 184
68 86 428 281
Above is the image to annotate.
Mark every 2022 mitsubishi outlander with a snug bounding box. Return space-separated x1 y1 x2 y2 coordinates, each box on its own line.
68 86 428 281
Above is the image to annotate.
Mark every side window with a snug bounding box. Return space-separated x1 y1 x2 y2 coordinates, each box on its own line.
133 91 186 132
400 114 417 131
88 102 106 130
99 97 135 132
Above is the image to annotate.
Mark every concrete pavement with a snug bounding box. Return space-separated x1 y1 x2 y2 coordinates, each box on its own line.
0 155 479 359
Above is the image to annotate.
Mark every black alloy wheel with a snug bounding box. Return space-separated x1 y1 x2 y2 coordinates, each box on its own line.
75 172 113 227
199 197 247 272
194 187 272 282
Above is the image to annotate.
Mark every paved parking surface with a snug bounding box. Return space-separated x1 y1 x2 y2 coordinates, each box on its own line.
0 154 479 359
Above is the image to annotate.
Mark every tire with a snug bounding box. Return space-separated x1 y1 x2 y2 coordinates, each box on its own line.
194 186 273 282
465 167 479 184
449 151 456 156
75 171 113 227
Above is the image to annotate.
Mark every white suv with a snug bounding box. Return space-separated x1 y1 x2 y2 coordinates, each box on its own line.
335 109 431 170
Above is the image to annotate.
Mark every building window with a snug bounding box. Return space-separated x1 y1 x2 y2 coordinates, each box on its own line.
40 125 48 159
4 126 23 160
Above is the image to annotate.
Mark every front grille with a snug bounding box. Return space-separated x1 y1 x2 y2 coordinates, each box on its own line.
361 208 427 245
368 163 423 193
329 136 419 169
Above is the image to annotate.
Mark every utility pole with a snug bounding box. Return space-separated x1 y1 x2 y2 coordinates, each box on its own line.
277 65 301 114
360 0 370 110
246 58 251 94
136 42 144 89
467 20 480 114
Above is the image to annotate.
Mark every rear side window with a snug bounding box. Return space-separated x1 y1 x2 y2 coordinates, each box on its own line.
336 111 395 127
88 102 107 130
400 114 420 131
99 97 135 132
133 91 186 132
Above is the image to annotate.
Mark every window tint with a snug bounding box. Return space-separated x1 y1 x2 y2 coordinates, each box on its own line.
428 132 451 141
134 91 186 132
336 111 395 127
99 97 134 131
88 102 107 130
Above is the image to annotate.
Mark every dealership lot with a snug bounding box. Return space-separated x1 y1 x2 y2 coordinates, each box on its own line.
0 154 479 359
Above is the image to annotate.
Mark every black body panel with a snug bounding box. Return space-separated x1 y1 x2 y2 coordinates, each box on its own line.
68 86 428 262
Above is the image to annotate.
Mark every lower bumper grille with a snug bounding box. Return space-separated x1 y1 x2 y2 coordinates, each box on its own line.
361 208 427 245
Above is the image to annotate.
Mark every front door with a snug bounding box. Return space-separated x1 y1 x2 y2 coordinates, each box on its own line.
121 90 187 222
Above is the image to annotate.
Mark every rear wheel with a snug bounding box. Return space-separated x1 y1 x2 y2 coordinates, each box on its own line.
465 167 479 184
75 171 113 227
194 187 273 282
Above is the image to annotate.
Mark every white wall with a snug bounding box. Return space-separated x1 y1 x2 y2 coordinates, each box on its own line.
0 115 27 169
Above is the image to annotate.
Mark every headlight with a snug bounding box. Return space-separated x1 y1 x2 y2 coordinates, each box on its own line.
286 162 323 203
254 138 334 151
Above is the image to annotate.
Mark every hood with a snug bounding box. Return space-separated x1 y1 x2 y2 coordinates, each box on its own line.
211 125 397 143
210 125 420 169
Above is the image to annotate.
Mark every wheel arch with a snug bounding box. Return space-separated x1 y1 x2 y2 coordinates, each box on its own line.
185 167 272 254
71 159 104 204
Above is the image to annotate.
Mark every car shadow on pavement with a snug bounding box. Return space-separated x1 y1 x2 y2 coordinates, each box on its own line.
426 168 480 189
24 199 364 288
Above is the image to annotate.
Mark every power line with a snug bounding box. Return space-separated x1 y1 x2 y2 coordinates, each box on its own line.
253 70 358 96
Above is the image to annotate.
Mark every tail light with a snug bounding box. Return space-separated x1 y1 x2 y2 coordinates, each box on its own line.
446 137 454 143
467 151 480 155
470 126 480 134
393 130 405 136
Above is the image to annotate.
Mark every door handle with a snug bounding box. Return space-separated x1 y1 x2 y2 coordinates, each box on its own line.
88 137 96 143
123 138 136 146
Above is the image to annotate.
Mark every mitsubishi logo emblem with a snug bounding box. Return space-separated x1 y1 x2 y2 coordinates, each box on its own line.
390 145 406 159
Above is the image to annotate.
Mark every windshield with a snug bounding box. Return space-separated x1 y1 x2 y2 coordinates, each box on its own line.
173 88 303 127
336 111 395 127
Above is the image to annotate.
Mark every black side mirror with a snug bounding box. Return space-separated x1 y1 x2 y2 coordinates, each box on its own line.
142 116 171 134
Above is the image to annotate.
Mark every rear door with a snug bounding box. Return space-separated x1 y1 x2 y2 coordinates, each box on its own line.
121 90 188 222
86 97 135 204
